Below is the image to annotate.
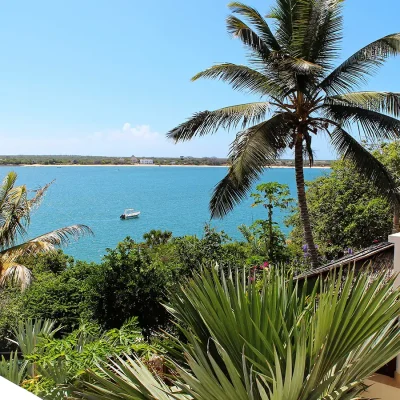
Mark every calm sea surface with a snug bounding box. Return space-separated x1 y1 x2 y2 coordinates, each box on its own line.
0 166 328 262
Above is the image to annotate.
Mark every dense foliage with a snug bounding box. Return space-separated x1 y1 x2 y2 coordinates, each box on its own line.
288 160 392 259
3 268 399 399
0 224 269 345
75 267 400 400
0 318 153 400
22 254 96 332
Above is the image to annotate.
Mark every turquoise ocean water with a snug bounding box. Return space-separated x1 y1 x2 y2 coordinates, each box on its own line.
0 166 328 262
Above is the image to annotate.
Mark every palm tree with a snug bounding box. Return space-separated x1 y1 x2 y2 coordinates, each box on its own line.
143 229 173 247
0 172 92 289
168 1 400 267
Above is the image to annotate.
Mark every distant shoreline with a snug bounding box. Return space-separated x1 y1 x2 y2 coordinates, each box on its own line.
12 164 332 169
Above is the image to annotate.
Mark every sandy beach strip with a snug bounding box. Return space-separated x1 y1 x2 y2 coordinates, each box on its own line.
17 164 331 169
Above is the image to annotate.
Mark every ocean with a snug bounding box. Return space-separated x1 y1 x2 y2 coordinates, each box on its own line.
0 166 328 262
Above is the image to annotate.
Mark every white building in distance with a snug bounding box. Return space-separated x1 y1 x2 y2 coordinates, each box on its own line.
140 158 154 164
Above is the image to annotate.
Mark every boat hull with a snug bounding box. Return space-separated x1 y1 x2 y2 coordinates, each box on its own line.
120 213 140 219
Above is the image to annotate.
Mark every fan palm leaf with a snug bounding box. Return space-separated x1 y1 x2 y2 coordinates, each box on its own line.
0 351 28 385
76 354 183 400
75 267 400 400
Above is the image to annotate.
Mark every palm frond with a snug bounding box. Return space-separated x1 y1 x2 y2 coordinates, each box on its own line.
0 184 30 250
77 267 400 400
0 225 93 290
284 57 323 75
28 180 54 210
210 113 293 218
0 172 18 209
227 15 271 63
327 91 400 117
0 351 28 385
167 102 270 142
226 10 322 87
268 0 300 49
168 267 400 400
228 2 280 50
306 0 343 69
323 103 400 142
320 33 400 94
0 264 33 291
28 224 93 247
0 175 55 250
329 125 400 206
0 224 93 262
75 354 182 400
191 63 283 97
292 0 343 68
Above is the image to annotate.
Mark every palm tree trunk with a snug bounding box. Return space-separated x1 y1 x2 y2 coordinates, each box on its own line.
393 206 399 233
268 204 273 260
294 136 319 267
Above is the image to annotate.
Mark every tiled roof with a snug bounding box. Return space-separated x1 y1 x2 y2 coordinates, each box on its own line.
295 242 394 280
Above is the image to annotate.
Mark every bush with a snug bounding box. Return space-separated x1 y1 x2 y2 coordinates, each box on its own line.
287 160 392 259
86 237 181 338
3 227 259 342
0 288 24 350
22 254 96 332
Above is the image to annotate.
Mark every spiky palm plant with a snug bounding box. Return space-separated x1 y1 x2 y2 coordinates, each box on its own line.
0 351 28 385
0 172 92 289
168 0 400 266
75 267 400 400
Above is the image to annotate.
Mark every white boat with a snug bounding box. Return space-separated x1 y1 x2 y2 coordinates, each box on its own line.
120 208 140 219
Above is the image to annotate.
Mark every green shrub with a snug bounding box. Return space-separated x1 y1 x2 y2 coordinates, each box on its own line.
22 259 96 332
0 287 24 350
287 160 392 259
86 237 180 337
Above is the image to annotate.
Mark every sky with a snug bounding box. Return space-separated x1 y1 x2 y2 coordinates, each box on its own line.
0 0 399 159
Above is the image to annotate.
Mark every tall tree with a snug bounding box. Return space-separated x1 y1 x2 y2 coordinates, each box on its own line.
0 172 92 289
168 0 400 266
251 182 292 260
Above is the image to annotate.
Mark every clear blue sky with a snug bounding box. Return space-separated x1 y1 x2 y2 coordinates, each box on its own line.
0 0 399 158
